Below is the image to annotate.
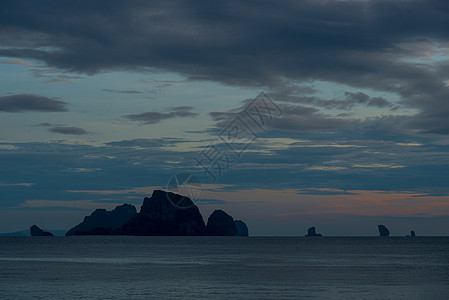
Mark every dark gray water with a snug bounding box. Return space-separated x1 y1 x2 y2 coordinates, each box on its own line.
1 237 448 299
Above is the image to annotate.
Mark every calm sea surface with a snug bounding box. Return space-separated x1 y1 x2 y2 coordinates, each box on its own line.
0 236 448 299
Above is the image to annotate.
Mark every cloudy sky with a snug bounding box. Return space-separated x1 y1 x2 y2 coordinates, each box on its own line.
1 0 449 235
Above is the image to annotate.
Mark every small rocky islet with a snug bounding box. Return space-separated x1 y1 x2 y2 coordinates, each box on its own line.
29 225 53 236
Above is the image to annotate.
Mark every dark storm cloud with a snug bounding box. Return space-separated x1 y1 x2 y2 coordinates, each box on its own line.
124 106 197 124
1 0 449 132
0 94 67 112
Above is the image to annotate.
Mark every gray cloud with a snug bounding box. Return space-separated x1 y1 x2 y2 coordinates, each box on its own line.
107 138 176 148
0 94 67 112
101 89 142 94
270 90 393 110
210 100 348 132
49 126 88 135
30 68 82 80
35 123 89 135
270 104 349 132
124 106 197 124
1 1 449 133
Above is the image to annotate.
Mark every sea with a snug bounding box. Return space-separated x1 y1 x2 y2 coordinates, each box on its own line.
0 236 448 299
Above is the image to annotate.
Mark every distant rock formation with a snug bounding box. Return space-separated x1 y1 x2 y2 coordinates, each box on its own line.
66 204 137 236
30 225 53 236
378 224 390 236
235 220 249 236
305 226 322 237
206 210 238 236
120 190 206 236
410 230 416 237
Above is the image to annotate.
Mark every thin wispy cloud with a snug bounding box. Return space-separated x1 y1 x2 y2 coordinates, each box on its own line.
125 106 197 124
35 123 89 135
102 89 143 94
0 59 32 66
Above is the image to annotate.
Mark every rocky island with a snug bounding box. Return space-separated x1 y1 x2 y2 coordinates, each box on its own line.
30 225 53 236
65 190 248 236
305 226 322 237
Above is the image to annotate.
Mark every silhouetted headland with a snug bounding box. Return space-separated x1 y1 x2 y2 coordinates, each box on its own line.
377 224 390 236
65 190 248 236
305 226 322 237
30 225 53 236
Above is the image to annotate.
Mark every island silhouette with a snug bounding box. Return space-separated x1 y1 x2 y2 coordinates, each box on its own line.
305 226 323 237
30 225 53 236
64 189 249 236
378 224 390 236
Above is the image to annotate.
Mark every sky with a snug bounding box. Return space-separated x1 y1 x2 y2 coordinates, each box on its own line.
1 0 449 236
